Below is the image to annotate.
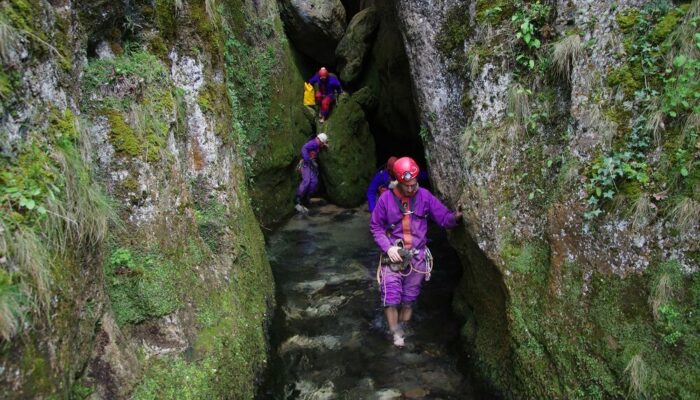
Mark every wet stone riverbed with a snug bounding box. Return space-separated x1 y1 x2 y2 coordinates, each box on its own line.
259 203 477 399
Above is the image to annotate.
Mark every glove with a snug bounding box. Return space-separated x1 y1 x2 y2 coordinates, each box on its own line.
387 246 403 263
311 159 319 170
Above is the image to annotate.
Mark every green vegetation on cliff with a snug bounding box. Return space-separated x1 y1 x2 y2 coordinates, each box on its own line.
441 1 700 399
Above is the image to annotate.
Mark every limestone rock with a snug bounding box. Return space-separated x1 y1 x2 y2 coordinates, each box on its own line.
85 314 140 400
278 0 347 65
336 7 379 83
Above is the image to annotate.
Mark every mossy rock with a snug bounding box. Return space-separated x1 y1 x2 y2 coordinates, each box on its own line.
320 95 376 207
336 7 379 84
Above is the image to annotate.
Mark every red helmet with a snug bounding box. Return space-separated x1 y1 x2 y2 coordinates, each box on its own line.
386 156 398 178
393 157 420 184
319 67 328 78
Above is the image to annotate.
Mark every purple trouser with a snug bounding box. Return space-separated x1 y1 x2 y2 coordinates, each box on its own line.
296 162 318 199
379 250 428 307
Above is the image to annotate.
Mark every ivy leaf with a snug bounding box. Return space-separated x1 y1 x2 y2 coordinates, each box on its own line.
680 167 689 177
603 190 615 199
673 55 687 67
528 59 535 69
20 198 36 210
37 206 47 215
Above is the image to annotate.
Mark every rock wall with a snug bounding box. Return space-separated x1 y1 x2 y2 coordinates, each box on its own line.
0 0 280 398
397 0 700 398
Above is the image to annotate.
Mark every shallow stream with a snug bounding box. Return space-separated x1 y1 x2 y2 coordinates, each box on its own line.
260 204 480 399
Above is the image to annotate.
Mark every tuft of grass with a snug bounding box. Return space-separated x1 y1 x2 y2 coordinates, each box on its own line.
0 19 20 64
507 83 530 134
630 193 655 230
651 273 674 321
667 1 700 61
624 354 651 399
670 196 700 232
205 0 220 28
0 269 22 340
461 124 507 167
552 34 583 82
682 112 699 141
647 110 665 146
11 225 51 309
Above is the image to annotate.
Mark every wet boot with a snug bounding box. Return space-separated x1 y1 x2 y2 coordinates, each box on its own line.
391 327 405 347
294 196 308 214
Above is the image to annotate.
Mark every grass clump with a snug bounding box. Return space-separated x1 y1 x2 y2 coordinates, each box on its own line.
552 34 582 82
81 46 168 112
624 354 652 399
0 269 23 340
669 196 700 232
0 108 114 339
507 83 531 133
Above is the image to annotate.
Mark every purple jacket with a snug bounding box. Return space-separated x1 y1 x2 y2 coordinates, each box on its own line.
367 169 392 212
370 188 458 253
301 138 322 162
308 73 343 97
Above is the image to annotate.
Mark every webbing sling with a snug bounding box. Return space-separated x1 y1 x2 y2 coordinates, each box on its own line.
392 188 415 249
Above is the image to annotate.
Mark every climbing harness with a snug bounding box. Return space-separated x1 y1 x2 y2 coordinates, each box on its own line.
375 244 434 284
375 188 434 285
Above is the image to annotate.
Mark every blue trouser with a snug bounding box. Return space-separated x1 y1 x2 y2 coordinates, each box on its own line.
295 162 318 203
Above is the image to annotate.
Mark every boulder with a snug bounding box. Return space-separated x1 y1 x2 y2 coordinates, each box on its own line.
278 0 347 65
320 94 376 206
336 7 380 84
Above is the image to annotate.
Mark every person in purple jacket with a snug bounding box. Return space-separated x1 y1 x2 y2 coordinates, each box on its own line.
370 156 462 347
367 156 398 213
295 132 329 213
308 67 343 123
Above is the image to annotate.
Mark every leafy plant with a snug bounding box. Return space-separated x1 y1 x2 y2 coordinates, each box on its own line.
663 53 700 118
657 304 683 345
511 0 552 70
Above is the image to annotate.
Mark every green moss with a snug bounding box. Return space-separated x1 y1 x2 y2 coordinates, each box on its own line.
148 36 169 62
606 64 643 96
154 0 177 40
650 9 682 44
615 10 639 33
194 200 227 253
0 68 14 100
20 340 58 397
49 108 79 146
1 0 42 38
131 187 273 399
475 0 515 25
107 111 140 158
602 105 632 136
132 357 216 400
436 3 472 57
106 111 165 163
105 247 181 325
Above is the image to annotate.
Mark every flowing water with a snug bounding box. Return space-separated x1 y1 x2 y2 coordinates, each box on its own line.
260 203 479 399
